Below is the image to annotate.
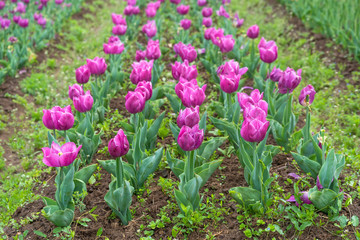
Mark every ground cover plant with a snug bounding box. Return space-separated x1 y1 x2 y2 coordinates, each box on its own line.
0 0 360 239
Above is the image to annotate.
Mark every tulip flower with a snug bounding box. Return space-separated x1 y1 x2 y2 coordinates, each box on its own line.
18 18 29 28
177 125 204 151
176 5 190 15
16 2 26 13
37 17 46 26
288 173 301 180
170 0 181 4
202 7 213 17
177 107 200 128
237 89 267 111
219 35 235 53
86 57 107 75
112 24 127 35
73 90 94 113
243 105 268 122
135 81 153 101
13 15 20 24
108 36 120 43
210 28 225 47
75 65 91 84
42 106 74 131
222 0 231 4
127 0 136 5
180 19 191 30
68 84 84 101
125 91 146 114
219 67 248 93
246 25 259 39
202 17 212 27
269 67 283 82
142 20 157 38
178 43 197 63
33 13 42 21
171 60 198 81
130 60 153 84
1 19 11 29
108 129 129 158
42 142 82 167
146 39 161 60
55 0 63 4
197 0 206 6
176 79 207 107
216 5 229 18
146 7 157 18
111 13 126 25
241 118 269 142
233 13 244 28
103 40 125 55
135 50 146 62
217 60 241 75
258 37 278 63
0 1 5 10
299 84 316 106
278 67 302 94
8 36 18 43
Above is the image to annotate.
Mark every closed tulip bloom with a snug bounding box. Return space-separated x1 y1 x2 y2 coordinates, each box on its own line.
142 20 157 38
241 119 269 142
18 18 29 28
204 27 215 40
125 91 146 114
176 5 190 15
258 37 278 63
243 104 268 122
178 44 197 63
131 6 140 15
42 105 74 131
177 106 200 128
112 24 127 35
135 81 153 101
233 13 244 28
202 7 213 17
130 60 153 84
219 67 248 93
170 0 181 4
269 66 283 82
146 39 161 60
216 5 229 18
0 1 5 10
135 50 146 62
219 35 235 53
111 13 126 25
173 42 185 55
147 1 160 9
42 142 82 167
75 65 91 84
197 0 206 6
181 83 207 107
103 40 125 55
246 24 259 39
299 84 316 106
86 57 107 75
278 67 302 94
1 19 11 29
37 17 46 26
55 0 63 4
237 89 266 110
222 0 231 4
202 17 212 27
13 15 20 23
16 2 26 13
177 125 204 151
180 19 191 30
108 36 120 43
175 79 198 99
146 7 157 18
217 60 241 75
108 129 129 158
68 84 84 101
8 36 18 43
127 0 136 5
73 90 94 112
171 60 198 81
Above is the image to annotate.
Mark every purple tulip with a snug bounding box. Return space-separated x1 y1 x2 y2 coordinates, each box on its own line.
176 5 190 15
0 1 5 10
180 19 191 30
216 5 229 18
202 7 213 17
146 39 161 60
112 24 127 35
237 89 267 111
222 0 231 4
287 191 312 207
148 1 161 9
288 173 301 180
13 15 20 23
233 13 244 28
130 60 153 84
111 13 126 25
170 0 181 4
145 7 157 18
103 40 125 55
37 17 46 26
55 0 63 4
42 106 74 131
8 36 18 43
0 19 11 29
176 79 207 107
142 20 157 38
42 142 82 167
75 65 91 84
177 106 200 128
278 67 302 94
125 91 146 114
217 60 241 76
219 67 248 93
316 176 323 190
210 28 225 47
197 0 206 6
177 125 204 151
202 17 212 27
86 57 107 75
243 104 268 122
16 2 26 13
241 118 269 142
68 84 84 101
18 18 29 28
258 37 278 63
246 25 259 39
108 36 120 43
198 48 206 55
299 84 316 106
171 60 198 81
204 27 215 40
127 0 136 5
108 129 129 158
177 43 197 63
219 35 235 53
269 67 283 82
135 81 153 101
135 50 146 62
73 90 94 113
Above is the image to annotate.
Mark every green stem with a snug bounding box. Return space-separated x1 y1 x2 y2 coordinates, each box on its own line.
53 129 56 141
58 167 65 210
226 93 232 121
253 142 257 164
304 107 310 141
115 157 124 189
64 130 67 142
185 150 196 182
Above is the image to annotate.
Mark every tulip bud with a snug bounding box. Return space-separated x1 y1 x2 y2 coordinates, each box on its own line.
202 7 213 17
246 25 259 39
73 90 94 113
135 81 153 101
108 129 129 158
258 37 278 64
75 65 91 84
299 84 316 106
42 142 82 167
171 60 198 81
145 7 157 18
278 67 302 94
180 19 191 30
178 43 197 63
42 105 74 131
219 35 235 53
125 91 146 114
86 57 107 75
198 0 206 6
112 24 127 35
202 17 212 27
111 13 126 25
68 84 84 101
269 66 283 82
142 20 157 38
146 39 161 60
241 119 269 142
177 107 200 128
177 125 204 151
18 18 29 28
216 5 229 18
130 60 153 84
176 5 190 15
237 89 265 110
219 71 245 94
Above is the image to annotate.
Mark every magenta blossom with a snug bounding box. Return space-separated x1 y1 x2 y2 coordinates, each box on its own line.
18 18 29 28
177 125 204 151
33 13 42 21
204 27 215 40
197 0 206 6
180 19 191 30
171 60 198 81
42 106 74 131
219 67 248 93
233 13 244 28
258 37 278 63
130 60 153 84
68 84 84 101
170 0 181 4
243 104 268 122
269 67 283 82
135 50 146 62
125 91 146 114
146 39 161 60
145 7 157 18
241 118 269 142
103 40 125 55
112 24 127 35
0 1 5 9
135 81 153 101
142 20 157 38
217 60 241 76
287 191 312 207
73 90 94 113
219 35 235 53
216 5 229 18
202 7 213 17
42 142 82 167
176 79 207 108
210 28 225 47
299 84 316 106
202 17 212 27
177 43 197 63
1 19 11 29
108 129 129 158
86 57 107 75
177 106 200 128
237 89 267 111
176 5 190 15
111 13 126 25
246 25 259 39
76 65 91 84
278 67 302 94
108 36 120 43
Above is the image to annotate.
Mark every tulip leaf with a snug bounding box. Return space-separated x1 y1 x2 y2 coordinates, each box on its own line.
318 149 337 189
166 150 184 178
42 206 75 227
310 134 323 165
197 137 226 162
309 189 339 213
194 160 222 188
77 114 94 138
291 152 321 179
137 148 163 188
47 131 59 148
199 111 207 130
73 164 97 194
334 154 345 180
229 187 261 206
97 160 135 182
146 111 165 149
209 116 239 149
164 93 180 114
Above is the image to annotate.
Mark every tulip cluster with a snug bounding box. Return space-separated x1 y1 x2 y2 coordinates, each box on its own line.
68 84 94 113
111 13 127 36
174 42 197 62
